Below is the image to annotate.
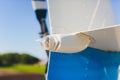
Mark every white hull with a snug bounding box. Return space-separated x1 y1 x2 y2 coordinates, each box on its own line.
48 0 116 34
47 0 120 51
88 25 120 52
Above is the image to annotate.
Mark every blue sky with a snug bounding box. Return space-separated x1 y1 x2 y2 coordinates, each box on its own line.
0 0 47 60
0 0 119 60
111 0 120 23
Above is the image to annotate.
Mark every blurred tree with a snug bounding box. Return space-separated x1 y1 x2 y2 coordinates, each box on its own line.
20 53 39 64
0 55 2 66
0 52 39 66
1 53 13 66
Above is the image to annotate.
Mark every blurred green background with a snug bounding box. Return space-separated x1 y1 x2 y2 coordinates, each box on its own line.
0 52 46 74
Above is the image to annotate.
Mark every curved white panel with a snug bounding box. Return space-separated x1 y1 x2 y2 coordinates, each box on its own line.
48 0 116 34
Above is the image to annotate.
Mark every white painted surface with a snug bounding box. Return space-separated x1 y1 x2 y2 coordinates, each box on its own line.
48 0 120 51
88 26 120 51
32 1 47 10
38 33 91 53
48 0 116 34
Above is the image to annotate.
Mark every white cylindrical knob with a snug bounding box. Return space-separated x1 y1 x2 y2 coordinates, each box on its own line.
38 33 91 53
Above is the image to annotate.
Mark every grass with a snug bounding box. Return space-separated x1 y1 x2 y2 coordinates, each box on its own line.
0 64 46 74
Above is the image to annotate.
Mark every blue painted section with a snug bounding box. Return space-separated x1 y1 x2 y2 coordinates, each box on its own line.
48 47 120 80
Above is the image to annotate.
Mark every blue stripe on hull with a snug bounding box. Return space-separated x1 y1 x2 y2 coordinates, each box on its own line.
47 47 120 80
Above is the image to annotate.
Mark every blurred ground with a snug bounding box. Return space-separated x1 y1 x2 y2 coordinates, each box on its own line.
0 70 45 80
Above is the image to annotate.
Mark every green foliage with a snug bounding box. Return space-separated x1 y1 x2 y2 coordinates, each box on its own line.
0 52 40 66
1 53 13 66
0 64 46 74
20 54 39 64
